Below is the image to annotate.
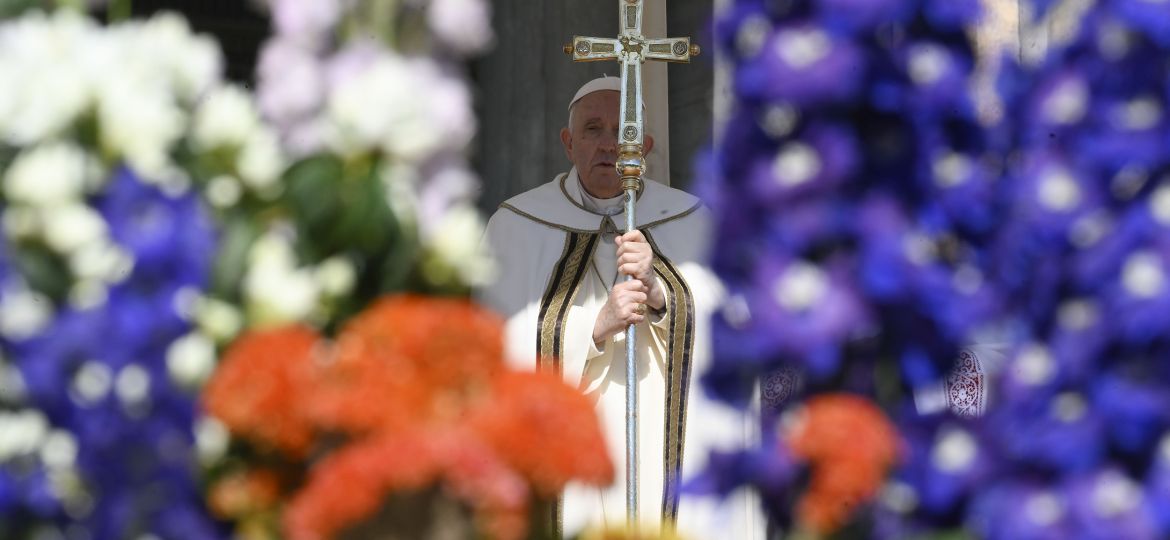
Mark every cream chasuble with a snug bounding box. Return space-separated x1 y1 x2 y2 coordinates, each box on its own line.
478 169 763 539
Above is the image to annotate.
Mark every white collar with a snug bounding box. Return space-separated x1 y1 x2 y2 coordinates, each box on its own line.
500 167 702 233
577 177 625 216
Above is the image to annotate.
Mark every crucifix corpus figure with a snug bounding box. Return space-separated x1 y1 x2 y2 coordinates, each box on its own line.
476 1 764 538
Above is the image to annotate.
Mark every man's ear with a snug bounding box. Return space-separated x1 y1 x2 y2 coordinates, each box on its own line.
560 127 573 162
644 134 655 155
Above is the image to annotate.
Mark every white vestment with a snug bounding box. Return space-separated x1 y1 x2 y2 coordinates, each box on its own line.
478 169 763 539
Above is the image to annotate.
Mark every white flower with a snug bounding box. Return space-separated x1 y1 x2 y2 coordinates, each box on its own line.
0 360 28 403
41 203 109 255
194 416 230 465
773 261 830 313
270 0 341 50
193 296 244 342
205 175 243 208
315 256 356 297
192 85 261 150
68 279 109 311
96 77 186 180
166 332 216 388
175 35 222 101
257 38 325 125
237 129 285 193
244 230 321 325
3 142 91 205
68 242 135 284
0 283 53 340
428 0 494 55
0 409 49 461
2 206 41 240
0 11 96 146
425 204 493 286
417 165 478 237
71 361 113 405
40 430 78 470
115 364 151 408
326 55 474 160
132 13 222 101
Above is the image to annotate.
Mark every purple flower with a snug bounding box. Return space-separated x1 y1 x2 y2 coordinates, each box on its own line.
1101 244 1170 345
744 123 859 203
919 147 999 235
2 168 222 538
1092 373 1170 454
967 482 1073 540
813 0 913 34
1065 469 1159 540
97 168 215 288
1023 70 1092 144
1145 438 1170 533
1046 299 1111 381
1112 0 1170 48
895 417 997 517
991 391 1106 473
923 0 983 31
856 196 1001 343
737 22 865 107
1072 92 1169 172
685 445 798 503
257 38 325 127
427 0 494 55
899 42 976 118
746 255 873 377
325 40 383 90
1008 152 1103 238
268 0 340 51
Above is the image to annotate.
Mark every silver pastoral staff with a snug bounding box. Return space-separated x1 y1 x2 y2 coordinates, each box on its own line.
562 0 699 525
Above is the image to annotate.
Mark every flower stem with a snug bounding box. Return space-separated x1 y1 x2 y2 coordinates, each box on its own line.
368 0 399 48
54 0 84 12
107 0 131 23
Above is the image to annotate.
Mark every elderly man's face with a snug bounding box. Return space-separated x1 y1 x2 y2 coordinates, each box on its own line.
560 90 653 199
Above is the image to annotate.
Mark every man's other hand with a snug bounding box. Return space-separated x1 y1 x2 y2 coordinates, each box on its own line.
615 230 665 310
593 280 648 343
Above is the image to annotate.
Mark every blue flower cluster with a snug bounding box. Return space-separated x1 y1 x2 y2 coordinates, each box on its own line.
702 0 990 405
702 0 1170 537
0 169 224 539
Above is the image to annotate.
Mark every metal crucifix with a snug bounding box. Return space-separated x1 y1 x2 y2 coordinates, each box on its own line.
562 0 699 525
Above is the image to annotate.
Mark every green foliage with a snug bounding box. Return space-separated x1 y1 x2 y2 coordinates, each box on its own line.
0 0 43 19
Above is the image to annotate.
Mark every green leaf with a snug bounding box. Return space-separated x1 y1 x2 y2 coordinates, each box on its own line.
12 245 71 303
210 215 259 300
0 0 41 19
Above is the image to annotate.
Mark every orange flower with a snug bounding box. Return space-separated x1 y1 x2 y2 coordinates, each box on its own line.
784 393 900 535
468 371 615 496
339 294 503 393
202 325 322 456
209 468 282 519
283 428 528 540
308 295 505 435
205 295 616 540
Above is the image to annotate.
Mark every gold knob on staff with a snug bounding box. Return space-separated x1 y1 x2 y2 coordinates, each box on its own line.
690 44 701 57
563 43 574 55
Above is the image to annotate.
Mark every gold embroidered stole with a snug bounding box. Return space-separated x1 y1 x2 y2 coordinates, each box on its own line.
536 230 598 537
644 230 695 524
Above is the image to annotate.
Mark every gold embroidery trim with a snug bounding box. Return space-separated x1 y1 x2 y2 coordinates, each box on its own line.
499 202 597 234
534 231 597 536
644 231 695 523
536 231 597 368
